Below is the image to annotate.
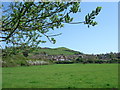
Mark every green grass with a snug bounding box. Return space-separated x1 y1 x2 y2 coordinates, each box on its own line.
2 64 118 88
31 47 81 55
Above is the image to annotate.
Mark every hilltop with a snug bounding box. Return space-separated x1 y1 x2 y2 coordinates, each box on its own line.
31 47 83 56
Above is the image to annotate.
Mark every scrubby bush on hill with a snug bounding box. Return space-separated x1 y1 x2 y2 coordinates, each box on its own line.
2 55 29 67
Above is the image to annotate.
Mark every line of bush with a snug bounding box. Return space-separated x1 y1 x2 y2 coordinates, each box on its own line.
54 61 74 64
75 57 119 64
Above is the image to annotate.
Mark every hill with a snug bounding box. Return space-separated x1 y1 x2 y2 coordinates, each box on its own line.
31 47 82 56
2 47 83 67
2 46 119 67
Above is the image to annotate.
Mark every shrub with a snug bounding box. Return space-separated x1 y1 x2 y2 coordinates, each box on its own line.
2 54 29 67
54 61 74 64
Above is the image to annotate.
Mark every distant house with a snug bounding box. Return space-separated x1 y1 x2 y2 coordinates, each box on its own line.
58 55 66 61
53 55 67 61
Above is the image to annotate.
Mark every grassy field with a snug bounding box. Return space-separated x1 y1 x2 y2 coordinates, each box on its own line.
2 64 118 88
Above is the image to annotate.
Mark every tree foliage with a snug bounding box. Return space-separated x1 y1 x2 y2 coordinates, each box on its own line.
1 1 102 48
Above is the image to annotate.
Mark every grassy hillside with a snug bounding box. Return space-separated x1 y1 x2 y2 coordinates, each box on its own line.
31 47 82 56
2 64 118 88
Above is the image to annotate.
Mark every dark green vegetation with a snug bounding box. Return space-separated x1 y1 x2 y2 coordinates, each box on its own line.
2 64 118 88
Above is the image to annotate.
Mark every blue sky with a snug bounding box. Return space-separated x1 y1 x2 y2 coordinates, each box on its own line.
40 2 118 54
2 2 118 54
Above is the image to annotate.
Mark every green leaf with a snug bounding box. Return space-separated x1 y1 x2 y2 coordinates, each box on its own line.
91 17 95 19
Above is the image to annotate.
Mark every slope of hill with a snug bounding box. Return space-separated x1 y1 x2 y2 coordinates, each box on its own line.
31 47 82 56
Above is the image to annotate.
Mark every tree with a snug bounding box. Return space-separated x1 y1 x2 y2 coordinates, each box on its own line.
1 1 102 48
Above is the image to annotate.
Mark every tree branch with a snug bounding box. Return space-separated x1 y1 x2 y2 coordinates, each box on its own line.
4 3 34 40
48 33 62 37
63 21 85 24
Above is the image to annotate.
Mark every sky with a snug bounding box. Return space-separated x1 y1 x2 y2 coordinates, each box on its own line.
1 2 118 54
39 2 118 54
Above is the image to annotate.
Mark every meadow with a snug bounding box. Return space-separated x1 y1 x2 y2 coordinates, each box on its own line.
2 64 118 88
